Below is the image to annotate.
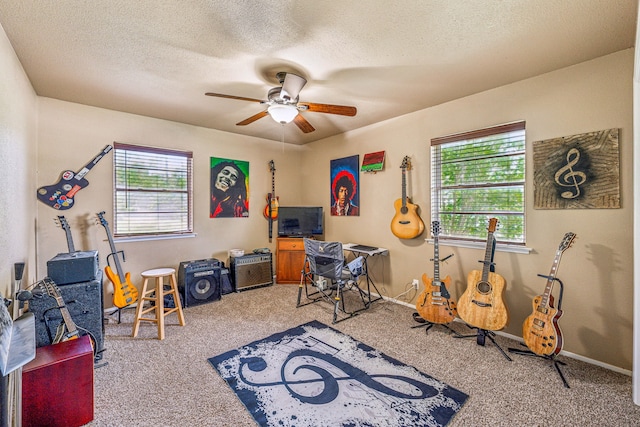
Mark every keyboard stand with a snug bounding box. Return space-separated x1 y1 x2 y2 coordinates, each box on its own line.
343 244 388 306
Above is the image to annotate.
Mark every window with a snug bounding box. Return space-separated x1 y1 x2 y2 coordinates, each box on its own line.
113 142 193 237
431 121 526 244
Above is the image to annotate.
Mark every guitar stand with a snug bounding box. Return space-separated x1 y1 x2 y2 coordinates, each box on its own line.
411 312 463 337
454 326 513 361
508 275 569 388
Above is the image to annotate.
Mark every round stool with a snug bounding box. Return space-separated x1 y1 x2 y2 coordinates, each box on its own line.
131 267 185 340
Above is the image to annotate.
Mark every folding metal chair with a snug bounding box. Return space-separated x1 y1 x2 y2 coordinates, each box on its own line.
296 238 368 323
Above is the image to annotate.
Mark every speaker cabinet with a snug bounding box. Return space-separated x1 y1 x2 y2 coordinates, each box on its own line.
27 272 104 361
230 253 273 291
177 258 222 307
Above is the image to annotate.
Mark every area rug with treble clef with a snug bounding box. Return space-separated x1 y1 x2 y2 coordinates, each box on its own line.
209 320 468 427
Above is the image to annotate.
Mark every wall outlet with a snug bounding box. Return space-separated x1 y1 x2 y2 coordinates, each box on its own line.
412 279 419 289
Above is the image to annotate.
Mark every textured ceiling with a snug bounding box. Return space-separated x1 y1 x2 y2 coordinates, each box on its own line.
0 1 637 145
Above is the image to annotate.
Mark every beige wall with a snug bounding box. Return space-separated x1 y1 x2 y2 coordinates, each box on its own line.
0 23 38 298
2 14 634 371
304 49 634 370
35 99 306 293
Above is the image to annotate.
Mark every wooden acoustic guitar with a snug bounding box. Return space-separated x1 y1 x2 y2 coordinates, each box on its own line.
416 221 457 324
55 215 77 253
522 232 576 356
390 156 425 239
263 160 279 238
97 211 138 308
457 218 508 331
37 145 112 210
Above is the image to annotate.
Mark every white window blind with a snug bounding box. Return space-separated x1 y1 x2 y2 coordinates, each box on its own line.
113 142 193 237
431 121 526 244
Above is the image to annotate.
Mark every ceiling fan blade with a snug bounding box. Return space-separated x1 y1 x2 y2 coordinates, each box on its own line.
205 92 264 103
236 110 269 126
280 73 307 101
298 102 357 116
293 114 315 133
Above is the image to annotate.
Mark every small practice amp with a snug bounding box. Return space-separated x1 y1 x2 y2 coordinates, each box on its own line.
177 258 222 307
47 250 99 286
230 253 273 291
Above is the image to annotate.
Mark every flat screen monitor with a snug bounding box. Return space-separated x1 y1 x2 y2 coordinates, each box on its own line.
277 206 323 237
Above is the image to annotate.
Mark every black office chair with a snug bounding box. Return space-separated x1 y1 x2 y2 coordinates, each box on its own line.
296 238 367 323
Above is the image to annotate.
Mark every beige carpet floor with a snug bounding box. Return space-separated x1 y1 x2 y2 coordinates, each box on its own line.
87 284 640 426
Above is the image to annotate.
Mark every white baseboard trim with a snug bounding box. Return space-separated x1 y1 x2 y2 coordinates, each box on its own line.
383 294 632 376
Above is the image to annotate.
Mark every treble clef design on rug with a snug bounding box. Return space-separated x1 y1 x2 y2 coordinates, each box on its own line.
554 147 587 199
237 349 439 405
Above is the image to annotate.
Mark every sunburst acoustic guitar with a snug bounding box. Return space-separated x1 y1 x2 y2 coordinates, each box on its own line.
263 160 279 239
457 218 508 331
390 156 424 239
416 220 457 324
522 232 576 356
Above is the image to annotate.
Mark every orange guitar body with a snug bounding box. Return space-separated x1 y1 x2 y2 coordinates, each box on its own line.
105 265 138 309
416 273 457 324
263 194 279 220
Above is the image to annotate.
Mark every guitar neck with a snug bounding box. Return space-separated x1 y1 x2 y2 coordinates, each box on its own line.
481 232 495 281
539 250 564 308
64 228 76 252
98 212 128 283
401 169 407 208
75 145 113 180
433 234 440 281
43 278 79 334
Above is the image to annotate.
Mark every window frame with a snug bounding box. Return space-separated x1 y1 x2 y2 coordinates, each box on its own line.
430 121 527 248
113 142 193 239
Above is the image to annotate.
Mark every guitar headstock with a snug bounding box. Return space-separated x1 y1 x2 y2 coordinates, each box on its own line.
487 217 499 233
96 211 108 227
431 220 441 237
55 215 70 230
400 156 411 171
559 232 576 252
268 160 276 172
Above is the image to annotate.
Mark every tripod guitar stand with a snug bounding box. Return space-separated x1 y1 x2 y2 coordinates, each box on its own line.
509 231 575 388
508 275 569 388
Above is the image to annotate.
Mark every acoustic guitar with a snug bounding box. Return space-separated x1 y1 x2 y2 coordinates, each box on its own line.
37 145 112 210
263 160 279 238
416 221 457 324
390 156 425 239
457 218 508 331
522 232 576 356
97 211 138 308
55 215 76 253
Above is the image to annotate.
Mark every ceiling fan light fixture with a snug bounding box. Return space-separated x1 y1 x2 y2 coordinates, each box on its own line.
268 104 298 124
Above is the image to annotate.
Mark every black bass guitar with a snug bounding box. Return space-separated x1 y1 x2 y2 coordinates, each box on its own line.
37 145 112 210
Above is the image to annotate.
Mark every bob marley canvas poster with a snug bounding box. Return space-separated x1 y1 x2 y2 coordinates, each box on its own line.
210 157 250 218
330 155 359 216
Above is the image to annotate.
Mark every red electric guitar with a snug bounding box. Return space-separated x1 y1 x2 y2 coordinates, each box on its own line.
37 145 112 210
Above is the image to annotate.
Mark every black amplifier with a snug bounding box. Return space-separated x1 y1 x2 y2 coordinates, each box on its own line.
177 258 223 307
47 250 99 286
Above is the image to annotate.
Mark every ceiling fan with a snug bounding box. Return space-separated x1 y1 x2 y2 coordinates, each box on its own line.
205 72 357 133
